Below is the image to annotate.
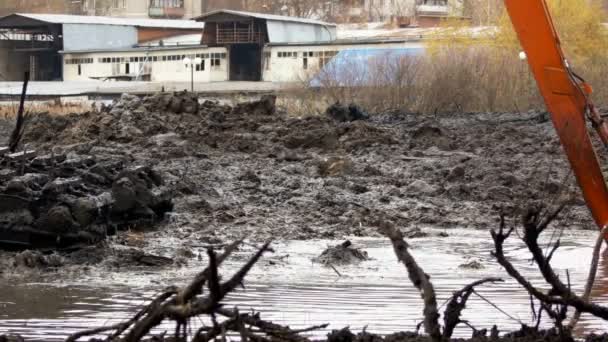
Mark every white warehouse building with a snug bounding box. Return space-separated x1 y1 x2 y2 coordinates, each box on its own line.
59 9 424 84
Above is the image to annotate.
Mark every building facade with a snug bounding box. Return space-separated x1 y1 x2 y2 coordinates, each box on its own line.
0 13 203 81
61 40 423 83
0 0 85 16
81 0 203 19
59 10 424 84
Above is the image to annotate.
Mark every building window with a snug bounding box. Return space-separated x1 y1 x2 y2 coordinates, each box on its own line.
113 0 126 9
211 58 220 67
303 57 308 70
196 59 205 71
65 58 94 65
150 0 184 8
78 64 82 75
320 50 338 67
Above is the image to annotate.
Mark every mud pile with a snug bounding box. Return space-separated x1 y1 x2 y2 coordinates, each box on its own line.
0 149 173 250
3 93 594 249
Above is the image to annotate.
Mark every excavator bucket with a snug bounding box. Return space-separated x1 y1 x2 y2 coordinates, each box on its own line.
504 0 608 230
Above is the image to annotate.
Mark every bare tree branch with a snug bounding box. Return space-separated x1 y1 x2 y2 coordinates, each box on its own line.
442 277 503 338
378 220 442 341
569 226 608 328
491 207 608 320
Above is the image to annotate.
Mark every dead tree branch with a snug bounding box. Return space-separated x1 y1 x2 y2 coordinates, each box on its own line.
8 71 29 153
442 277 504 338
124 241 272 342
72 238 329 342
491 208 608 321
65 288 178 342
569 226 608 328
379 220 442 341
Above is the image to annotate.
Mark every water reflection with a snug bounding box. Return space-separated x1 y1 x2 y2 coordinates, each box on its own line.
0 228 607 340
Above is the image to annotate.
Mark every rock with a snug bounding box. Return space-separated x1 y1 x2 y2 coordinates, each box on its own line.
182 96 199 114
111 177 137 213
326 102 369 122
45 205 77 233
175 246 195 259
42 177 81 196
5 179 27 193
459 259 485 269
407 180 436 195
405 227 428 239
12 250 62 268
71 197 99 226
447 166 465 182
150 133 185 147
318 157 353 177
232 95 276 116
0 169 16 182
484 186 513 201
313 240 369 265
350 183 369 194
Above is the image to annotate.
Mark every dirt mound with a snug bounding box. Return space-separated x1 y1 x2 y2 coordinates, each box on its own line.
5 96 592 247
0 150 173 250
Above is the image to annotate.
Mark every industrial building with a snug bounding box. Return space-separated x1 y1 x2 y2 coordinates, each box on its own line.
0 10 425 84
0 13 203 81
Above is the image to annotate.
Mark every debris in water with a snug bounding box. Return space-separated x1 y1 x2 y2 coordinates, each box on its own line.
314 240 369 266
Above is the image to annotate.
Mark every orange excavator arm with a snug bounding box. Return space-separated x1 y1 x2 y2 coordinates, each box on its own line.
504 0 608 230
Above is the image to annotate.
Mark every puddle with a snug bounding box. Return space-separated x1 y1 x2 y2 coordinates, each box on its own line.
1 228 607 340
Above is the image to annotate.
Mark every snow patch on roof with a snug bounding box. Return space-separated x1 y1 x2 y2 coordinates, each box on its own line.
194 9 336 27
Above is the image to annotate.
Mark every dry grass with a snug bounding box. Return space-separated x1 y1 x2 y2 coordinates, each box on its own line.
0 99 91 119
288 44 608 116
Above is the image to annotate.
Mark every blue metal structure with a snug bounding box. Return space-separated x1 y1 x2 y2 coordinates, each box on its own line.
310 47 425 87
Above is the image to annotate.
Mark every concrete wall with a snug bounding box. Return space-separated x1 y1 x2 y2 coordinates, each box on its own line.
63 47 229 82
63 41 425 84
63 24 138 52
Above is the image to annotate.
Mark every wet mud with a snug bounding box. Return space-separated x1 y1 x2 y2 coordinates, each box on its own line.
0 92 596 274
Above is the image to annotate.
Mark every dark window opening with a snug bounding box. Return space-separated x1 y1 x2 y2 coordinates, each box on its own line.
126 63 130 74
78 64 82 75
229 44 262 81
303 57 308 70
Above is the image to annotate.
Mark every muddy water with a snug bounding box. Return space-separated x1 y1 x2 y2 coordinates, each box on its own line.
1 228 607 340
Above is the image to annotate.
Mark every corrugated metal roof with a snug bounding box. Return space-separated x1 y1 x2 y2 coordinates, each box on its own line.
194 9 336 27
7 13 204 30
59 44 208 54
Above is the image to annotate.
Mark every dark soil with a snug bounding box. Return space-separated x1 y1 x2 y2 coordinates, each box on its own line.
0 94 604 339
0 92 596 271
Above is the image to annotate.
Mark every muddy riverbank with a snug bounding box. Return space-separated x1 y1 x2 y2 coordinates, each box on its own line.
1 93 608 340
0 92 597 276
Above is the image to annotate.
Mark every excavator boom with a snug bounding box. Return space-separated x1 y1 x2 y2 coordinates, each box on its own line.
504 0 608 230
